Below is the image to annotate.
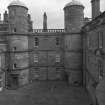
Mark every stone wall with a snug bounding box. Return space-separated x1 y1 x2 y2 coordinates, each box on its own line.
29 33 65 81
83 11 105 105
64 33 83 86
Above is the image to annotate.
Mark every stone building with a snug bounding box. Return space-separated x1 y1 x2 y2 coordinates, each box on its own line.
82 0 105 104
0 0 85 89
0 0 105 104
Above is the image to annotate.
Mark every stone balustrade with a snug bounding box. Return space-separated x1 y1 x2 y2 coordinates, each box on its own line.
33 29 65 33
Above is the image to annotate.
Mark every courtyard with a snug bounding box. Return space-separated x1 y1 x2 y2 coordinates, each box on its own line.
0 81 91 105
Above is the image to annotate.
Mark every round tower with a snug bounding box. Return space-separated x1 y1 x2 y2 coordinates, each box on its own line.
6 0 29 89
8 0 28 33
64 0 84 32
64 0 84 86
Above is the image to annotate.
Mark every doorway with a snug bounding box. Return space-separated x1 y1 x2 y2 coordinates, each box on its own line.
10 74 19 89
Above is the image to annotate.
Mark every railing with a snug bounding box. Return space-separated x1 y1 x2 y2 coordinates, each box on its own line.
33 29 65 33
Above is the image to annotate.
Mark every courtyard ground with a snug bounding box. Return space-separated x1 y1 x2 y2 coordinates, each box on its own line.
0 81 91 105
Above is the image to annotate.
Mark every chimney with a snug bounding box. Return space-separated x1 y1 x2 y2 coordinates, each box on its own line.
91 0 100 19
43 12 47 32
3 11 8 22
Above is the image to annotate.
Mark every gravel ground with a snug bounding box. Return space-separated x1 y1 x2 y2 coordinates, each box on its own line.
0 81 91 105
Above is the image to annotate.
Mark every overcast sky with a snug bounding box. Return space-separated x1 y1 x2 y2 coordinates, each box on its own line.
0 0 105 29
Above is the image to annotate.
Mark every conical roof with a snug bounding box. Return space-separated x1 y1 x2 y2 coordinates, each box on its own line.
8 0 28 9
64 0 84 8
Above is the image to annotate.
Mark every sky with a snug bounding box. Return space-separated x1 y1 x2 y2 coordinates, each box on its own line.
0 0 105 29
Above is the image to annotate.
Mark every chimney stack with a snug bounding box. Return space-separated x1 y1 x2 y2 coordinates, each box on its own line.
91 0 100 19
3 11 8 22
43 12 47 32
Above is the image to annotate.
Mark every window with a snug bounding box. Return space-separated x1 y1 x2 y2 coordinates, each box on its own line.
0 56 1 67
13 63 17 69
11 10 15 16
14 28 16 32
98 61 103 80
13 47 16 51
87 55 90 63
87 36 91 48
56 37 60 46
34 54 38 62
56 54 60 62
34 37 39 47
98 31 103 49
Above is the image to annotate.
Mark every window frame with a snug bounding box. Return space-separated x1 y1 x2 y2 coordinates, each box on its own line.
56 54 60 63
98 31 103 49
34 54 38 63
98 61 103 80
34 37 39 47
13 63 17 69
56 37 60 46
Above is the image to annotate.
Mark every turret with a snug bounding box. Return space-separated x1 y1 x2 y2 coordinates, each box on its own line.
64 0 84 32
8 0 28 33
6 0 29 89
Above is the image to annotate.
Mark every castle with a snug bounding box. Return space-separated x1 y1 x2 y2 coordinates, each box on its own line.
0 0 105 104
